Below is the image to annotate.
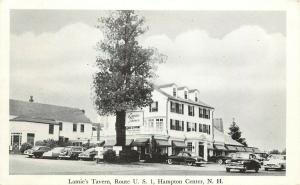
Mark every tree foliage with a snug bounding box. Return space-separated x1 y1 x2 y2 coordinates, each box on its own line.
269 149 280 154
228 121 247 146
93 10 166 115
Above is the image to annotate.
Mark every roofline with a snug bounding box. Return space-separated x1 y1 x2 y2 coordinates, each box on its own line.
154 87 214 109
177 86 188 90
10 119 59 125
157 83 177 88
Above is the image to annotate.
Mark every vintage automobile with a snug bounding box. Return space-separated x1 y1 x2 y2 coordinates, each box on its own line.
225 152 261 173
167 151 205 166
42 147 65 159
29 146 51 158
263 154 286 171
58 146 85 160
78 147 98 160
210 155 232 164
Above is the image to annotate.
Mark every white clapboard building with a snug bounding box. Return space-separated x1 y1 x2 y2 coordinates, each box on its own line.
102 83 214 161
9 97 94 150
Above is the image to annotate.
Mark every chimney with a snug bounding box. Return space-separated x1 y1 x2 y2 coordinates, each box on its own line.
29 96 34 103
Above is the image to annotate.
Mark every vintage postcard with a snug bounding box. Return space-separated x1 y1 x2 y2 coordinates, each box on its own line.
0 0 299 185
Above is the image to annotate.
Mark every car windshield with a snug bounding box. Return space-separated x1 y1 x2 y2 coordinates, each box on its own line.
269 155 285 160
233 153 251 159
85 148 95 153
51 147 65 152
32 146 40 150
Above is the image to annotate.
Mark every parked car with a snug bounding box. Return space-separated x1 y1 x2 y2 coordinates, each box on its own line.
42 147 65 159
225 152 261 173
263 154 286 171
58 146 85 160
254 154 265 165
210 155 232 164
167 151 205 166
78 147 98 160
29 146 51 158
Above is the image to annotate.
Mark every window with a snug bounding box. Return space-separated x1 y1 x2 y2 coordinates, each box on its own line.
27 133 35 146
59 122 63 131
73 124 77 132
80 124 84 132
49 124 54 134
203 124 207 133
187 122 191 132
170 101 184 114
173 88 177 97
184 91 188 99
187 142 193 152
156 119 163 130
199 123 203 132
92 127 96 131
149 101 158 112
199 108 203 118
206 109 210 119
170 119 184 131
203 109 207 118
148 119 154 128
195 93 198 102
188 105 194 116
208 125 211 135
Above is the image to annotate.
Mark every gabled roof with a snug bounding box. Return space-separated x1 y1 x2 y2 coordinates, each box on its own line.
224 134 244 146
154 87 214 109
10 115 59 125
157 83 176 88
188 89 199 93
10 99 91 123
177 86 188 90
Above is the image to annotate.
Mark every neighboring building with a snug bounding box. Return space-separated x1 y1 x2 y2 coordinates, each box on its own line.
103 83 214 161
211 118 260 158
9 97 93 150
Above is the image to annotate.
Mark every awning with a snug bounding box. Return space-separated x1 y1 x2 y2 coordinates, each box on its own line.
126 139 134 146
172 141 187 148
132 138 149 146
226 145 237 151
214 144 227 151
104 140 116 146
156 139 171 147
236 146 246 152
244 147 254 152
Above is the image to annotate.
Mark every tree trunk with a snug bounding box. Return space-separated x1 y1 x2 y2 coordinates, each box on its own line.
115 110 126 146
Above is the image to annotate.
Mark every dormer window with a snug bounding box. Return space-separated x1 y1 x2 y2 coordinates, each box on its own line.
195 93 198 102
173 88 177 97
184 91 188 99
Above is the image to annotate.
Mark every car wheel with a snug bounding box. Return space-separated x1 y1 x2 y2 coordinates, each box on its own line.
217 159 223 165
28 155 32 158
265 168 268 171
187 161 193 166
240 169 246 173
226 168 230 172
167 159 173 165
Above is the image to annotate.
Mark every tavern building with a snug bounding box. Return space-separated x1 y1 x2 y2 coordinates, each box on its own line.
102 83 214 161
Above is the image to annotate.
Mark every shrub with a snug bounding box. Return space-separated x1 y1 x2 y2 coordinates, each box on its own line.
103 149 116 163
35 139 58 148
146 152 168 163
119 150 140 162
20 142 32 153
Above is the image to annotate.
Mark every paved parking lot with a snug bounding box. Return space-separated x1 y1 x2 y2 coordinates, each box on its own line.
9 154 285 175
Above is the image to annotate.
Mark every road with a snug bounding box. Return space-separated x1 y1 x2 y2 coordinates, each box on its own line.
9 154 285 176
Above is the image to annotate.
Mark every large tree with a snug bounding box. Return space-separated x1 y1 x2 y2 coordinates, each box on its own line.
228 120 247 146
93 10 165 146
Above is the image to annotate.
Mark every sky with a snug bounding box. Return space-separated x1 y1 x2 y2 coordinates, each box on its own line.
10 10 286 151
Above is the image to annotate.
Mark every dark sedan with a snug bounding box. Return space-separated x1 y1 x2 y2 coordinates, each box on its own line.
225 152 261 173
29 146 51 158
167 151 205 166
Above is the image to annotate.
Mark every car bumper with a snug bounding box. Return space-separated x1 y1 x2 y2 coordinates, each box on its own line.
264 164 282 169
226 164 245 170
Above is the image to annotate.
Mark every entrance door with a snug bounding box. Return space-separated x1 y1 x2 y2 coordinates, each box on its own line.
11 133 22 151
198 143 204 157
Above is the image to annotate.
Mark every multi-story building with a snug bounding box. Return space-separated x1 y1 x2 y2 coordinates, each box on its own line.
9 97 93 150
103 83 214 161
